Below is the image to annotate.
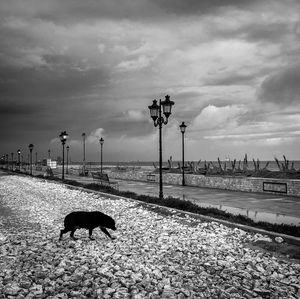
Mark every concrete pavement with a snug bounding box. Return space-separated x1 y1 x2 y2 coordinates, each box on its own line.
60 171 300 226
116 180 300 226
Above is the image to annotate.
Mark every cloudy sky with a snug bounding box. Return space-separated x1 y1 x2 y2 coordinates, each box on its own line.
1 0 300 163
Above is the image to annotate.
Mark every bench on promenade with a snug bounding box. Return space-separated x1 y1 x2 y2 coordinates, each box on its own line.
79 170 89 176
22 167 31 174
91 172 119 190
44 167 54 178
147 174 156 182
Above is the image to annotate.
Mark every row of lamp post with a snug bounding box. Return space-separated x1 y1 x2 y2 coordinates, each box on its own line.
3 94 182 199
1 146 32 174
3 145 35 175
4 135 71 180
2 146 34 174
58 131 104 180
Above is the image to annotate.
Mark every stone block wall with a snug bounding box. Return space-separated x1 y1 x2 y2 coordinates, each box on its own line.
108 170 300 197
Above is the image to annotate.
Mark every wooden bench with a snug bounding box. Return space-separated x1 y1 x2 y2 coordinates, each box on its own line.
91 172 119 190
147 174 156 182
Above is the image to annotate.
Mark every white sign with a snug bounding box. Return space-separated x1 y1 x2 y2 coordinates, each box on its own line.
47 159 57 169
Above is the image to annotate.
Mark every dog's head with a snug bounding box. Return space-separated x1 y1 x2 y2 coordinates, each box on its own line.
106 216 117 231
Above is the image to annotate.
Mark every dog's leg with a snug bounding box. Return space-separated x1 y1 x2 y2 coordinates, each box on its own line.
59 228 69 241
89 228 95 240
59 229 64 241
70 229 78 240
100 227 115 240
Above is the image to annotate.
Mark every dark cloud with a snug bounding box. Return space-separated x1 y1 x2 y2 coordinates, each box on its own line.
105 120 152 138
241 22 291 43
0 64 109 100
0 0 161 23
0 0 272 23
150 0 262 15
175 91 203 98
204 72 256 86
258 64 300 106
210 21 293 44
0 61 111 155
0 102 40 116
0 0 299 161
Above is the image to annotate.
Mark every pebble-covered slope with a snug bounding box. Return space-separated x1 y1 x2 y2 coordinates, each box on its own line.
0 175 299 298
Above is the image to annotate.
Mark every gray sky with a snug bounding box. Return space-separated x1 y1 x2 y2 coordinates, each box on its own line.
1 0 300 162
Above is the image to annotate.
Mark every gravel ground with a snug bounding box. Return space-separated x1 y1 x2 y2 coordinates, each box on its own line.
0 174 299 299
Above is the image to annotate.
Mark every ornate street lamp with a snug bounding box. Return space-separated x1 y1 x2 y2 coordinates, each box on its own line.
59 131 69 180
66 145 70 174
82 133 86 175
99 137 104 173
148 95 174 199
17 149 21 171
48 149 51 159
179 122 187 186
28 144 34 175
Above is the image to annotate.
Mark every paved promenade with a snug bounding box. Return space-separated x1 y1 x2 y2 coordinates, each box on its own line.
1 169 300 225
60 171 300 226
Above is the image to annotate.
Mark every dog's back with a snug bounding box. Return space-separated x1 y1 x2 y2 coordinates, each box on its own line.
64 211 93 229
64 211 116 230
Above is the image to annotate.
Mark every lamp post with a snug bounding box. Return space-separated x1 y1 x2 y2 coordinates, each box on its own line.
35 152 37 165
28 144 34 175
99 137 104 173
66 145 70 174
148 95 174 199
6 154 8 169
82 133 86 175
17 149 21 171
11 152 14 170
179 122 187 186
48 149 51 159
59 131 69 180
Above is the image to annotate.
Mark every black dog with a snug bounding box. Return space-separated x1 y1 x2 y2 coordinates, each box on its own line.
59 211 116 241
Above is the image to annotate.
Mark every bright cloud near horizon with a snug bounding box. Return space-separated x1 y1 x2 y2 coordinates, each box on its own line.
1 0 300 162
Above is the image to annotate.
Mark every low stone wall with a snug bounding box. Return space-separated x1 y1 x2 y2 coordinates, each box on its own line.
108 170 300 197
